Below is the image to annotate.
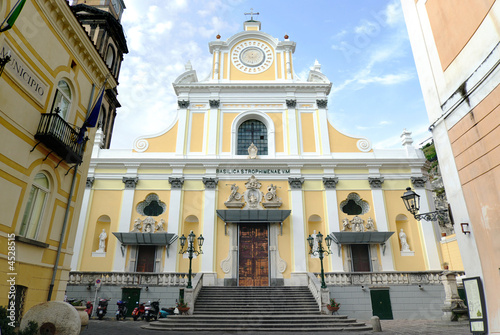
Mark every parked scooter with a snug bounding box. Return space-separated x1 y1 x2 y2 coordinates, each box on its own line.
96 298 110 320
132 302 145 321
159 307 174 318
144 300 160 322
116 300 128 320
85 301 93 318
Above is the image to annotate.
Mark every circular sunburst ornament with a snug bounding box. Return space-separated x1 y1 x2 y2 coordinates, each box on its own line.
231 40 273 74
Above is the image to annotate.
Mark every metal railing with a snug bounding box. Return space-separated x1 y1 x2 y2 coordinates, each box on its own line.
35 112 87 164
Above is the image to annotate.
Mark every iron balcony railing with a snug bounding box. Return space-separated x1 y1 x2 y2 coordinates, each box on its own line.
34 112 87 164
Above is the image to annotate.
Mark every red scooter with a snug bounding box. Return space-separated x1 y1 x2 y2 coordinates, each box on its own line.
85 301 93 318
132 302 145 321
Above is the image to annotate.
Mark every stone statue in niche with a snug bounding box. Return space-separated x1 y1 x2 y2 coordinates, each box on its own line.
310 230 319 258
399 228 411 251
365 217 376 231
132 218 142 232
342 218 351 231
351 216 365 232
97 229 107 252
248 142 258 159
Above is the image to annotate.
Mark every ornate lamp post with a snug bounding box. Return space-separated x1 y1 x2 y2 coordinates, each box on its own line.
179 230 204 289
401 187 448 221
307 231 332 289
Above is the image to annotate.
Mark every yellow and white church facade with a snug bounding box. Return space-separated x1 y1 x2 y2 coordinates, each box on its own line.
70 20 445 290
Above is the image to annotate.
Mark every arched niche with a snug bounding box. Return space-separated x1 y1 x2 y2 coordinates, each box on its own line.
92 215 111 252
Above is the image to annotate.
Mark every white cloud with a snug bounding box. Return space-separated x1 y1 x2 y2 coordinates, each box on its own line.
358 72 413 85
354 20 380 35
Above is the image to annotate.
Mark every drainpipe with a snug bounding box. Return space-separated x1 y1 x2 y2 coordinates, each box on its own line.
47 164 78 301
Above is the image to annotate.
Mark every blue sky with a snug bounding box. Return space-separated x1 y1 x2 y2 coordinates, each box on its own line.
110 0 431 150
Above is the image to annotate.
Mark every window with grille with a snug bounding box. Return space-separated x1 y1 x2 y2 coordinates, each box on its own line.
237 120 268 155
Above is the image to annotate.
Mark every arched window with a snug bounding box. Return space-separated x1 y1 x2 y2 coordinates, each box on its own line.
20 173 50 239
50 80 72 119
237 119 268 155
106 45 115 71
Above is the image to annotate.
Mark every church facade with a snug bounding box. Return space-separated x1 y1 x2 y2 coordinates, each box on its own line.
71 20 444 292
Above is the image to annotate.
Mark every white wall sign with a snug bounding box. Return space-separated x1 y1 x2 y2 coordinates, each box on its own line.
1 42 49 106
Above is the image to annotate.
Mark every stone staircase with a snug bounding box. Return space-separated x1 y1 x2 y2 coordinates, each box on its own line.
144 286 372 332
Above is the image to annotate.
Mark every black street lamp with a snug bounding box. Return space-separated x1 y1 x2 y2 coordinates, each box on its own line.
179 230 204 289
401 187 448 221
307 231 332 289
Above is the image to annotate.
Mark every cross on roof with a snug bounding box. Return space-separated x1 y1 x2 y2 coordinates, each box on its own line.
244 8 259 20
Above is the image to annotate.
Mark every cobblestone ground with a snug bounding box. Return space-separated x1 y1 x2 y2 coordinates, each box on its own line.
82 318 471 335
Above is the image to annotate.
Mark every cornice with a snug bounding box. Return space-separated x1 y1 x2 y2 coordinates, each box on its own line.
38 0 117 88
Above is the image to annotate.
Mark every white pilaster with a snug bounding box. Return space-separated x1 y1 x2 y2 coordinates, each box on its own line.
207 102 219 156
164 174 184 272
286 101 299 156
323 175 343 272
71 177 94 271
318 107 331 155
112 175 138 271
289 176 306 273
416 184 442 270
175 103 188 156
371 188 395 271
201 177 217 272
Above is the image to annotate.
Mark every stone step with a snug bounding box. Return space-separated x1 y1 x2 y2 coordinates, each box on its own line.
144 324 373 332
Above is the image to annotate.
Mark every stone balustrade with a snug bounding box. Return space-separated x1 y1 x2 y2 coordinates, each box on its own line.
68 271 191 286
319 271 465 286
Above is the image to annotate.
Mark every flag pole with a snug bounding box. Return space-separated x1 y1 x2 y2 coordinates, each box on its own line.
0 0 24 33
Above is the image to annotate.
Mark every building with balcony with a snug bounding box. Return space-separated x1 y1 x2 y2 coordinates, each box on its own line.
402 0 500 332
65 19 463 321
0 0 125 321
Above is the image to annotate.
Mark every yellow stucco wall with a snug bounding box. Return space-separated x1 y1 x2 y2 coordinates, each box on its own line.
328 121 372 153
440 235 464 271
268 112 284 153
178 190 204 273
140 121 178 153
301 113 316 152
189 113 205 152
222 113 238 152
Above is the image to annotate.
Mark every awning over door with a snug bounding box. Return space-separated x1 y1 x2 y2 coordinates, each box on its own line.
216 209 291 235
113 232 178 246
330 231 394 255
112 232 178 257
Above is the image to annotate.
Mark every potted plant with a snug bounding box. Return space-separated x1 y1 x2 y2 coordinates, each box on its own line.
176 299 190 314
326 298 340 312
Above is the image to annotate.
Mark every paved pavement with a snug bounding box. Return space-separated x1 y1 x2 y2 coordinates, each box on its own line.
82 318 471 334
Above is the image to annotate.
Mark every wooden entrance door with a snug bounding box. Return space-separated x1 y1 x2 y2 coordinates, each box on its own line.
239 223 269 286
351 244 371 272
136 245 155 272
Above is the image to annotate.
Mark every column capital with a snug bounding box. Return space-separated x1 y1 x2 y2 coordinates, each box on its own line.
178 100 190 108
209 99 220 108
169 177 185 189
316 99 328 109
411 176 427 188
202 177 219 189
368 177 384 189
288 177 304 189
286 99 297 108
86 177 95 188
322 177 339 189
122 177 138 189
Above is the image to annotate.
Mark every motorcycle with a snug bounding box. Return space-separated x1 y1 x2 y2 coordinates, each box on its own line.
159 307 174 318
96 298 110 320
144 300 160 322
116 300 128 320
132 302 145 321
85 301 93 318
